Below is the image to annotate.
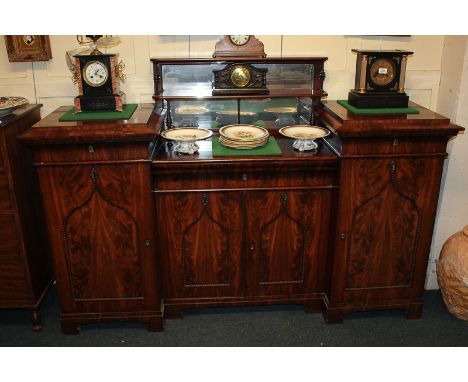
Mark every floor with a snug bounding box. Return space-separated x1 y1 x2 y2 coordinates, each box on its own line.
0 286 466 346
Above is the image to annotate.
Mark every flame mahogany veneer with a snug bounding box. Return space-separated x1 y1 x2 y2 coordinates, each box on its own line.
20 101 463 333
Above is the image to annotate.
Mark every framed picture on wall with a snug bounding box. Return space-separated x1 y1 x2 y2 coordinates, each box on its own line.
4 35 52 62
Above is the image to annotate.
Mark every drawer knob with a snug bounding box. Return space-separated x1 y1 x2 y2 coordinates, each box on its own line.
249 242 255 251
242 173 248 181
145 240 151 247
340 232 346 240
392 138 399 146
88 145 95 153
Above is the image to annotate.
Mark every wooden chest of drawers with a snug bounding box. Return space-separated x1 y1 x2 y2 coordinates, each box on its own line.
0 104 51 330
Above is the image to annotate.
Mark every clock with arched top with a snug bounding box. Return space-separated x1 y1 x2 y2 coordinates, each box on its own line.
213 35 266 58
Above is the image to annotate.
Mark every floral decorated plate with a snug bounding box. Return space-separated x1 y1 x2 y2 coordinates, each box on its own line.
279 125 330 152
279 125 330 140
161 128 212 142
0 96 28 118
219 124 269 141
160 128 212 155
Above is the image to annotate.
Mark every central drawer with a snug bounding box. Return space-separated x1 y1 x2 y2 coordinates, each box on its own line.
153 167 337 191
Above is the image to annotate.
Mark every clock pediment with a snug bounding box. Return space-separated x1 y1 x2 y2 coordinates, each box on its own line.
213 35 266 58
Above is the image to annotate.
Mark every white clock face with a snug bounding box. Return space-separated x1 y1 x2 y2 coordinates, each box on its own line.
229 35 250 46
83 61 109 87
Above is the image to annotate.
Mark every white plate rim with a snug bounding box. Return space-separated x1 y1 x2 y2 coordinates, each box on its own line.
279 125 330 140
160 128 212 142
219 124 269 141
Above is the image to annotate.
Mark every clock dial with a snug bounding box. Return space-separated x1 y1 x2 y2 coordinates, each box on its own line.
229 35 250 46
230 66 251 87
83 61 109 87
369 58 396 87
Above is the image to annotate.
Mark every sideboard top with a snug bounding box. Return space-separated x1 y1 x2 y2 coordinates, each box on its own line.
321 101 464 137
0 104 41 128
20 104 159 145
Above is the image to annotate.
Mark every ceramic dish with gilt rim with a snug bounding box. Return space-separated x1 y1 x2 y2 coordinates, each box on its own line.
219 136 268 148
160 128 212 142
0 96 28 118
174 105 209 115
220 136 268 145
279 125 330 140
219 124 269 141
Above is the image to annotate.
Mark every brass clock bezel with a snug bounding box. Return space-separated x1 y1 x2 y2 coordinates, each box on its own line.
229 35 250 47
369 57 397 87
230 66 251 87
82 60 109 88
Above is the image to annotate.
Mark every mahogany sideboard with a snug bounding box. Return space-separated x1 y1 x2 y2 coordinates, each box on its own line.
0 104 52 330
19 101 463 333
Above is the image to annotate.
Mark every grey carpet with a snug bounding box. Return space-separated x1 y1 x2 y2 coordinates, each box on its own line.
0 286 466 346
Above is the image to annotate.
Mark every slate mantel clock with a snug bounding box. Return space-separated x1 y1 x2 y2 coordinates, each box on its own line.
213 35 266 58
74 53 125 112
348 49 413 108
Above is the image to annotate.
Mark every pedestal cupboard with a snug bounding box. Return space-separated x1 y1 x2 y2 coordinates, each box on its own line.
0 104 51 330
20 105 163 334
319 101 462 322
20 58 463 333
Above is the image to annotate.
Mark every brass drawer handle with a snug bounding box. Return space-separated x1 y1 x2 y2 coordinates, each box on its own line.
392 138 399 146
88 145 95 153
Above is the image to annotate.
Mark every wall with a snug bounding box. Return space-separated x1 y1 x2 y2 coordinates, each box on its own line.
0 35 444 116
427 36 468 288
1 35 463 289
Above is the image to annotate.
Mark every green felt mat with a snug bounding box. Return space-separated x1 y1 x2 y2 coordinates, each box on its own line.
337 100 419 115
59 104 138 121
212 136 282 156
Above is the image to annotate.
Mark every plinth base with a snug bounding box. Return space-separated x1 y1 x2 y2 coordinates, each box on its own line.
74 91 126 112
348 91 409 109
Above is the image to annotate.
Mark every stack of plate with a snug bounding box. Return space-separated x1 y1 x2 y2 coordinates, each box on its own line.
219 124 269 149
0 96 28 118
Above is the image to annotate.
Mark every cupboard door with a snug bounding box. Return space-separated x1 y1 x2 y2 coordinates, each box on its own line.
246 190 331 297
156 191 243 299
332 157 445 303
37 164 159 312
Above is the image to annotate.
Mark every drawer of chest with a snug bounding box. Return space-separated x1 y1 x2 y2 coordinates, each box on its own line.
0 173 14 210
33 142 152 164
154 169 336 191
0 144 5 169
342 137 449 156
0 214 20 256
0 257 29 304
